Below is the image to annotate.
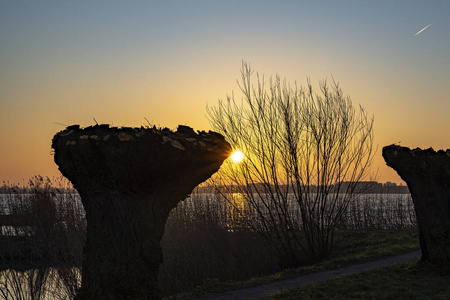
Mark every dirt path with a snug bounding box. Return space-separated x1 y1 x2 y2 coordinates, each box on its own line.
195 250 421 300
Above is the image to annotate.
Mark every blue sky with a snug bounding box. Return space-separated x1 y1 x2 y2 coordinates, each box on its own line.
1 0 449 183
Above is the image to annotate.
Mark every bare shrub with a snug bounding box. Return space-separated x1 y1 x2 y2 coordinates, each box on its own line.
207 62 375 265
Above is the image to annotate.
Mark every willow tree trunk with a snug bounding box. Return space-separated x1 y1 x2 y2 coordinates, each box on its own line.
52 124 230 299
383 145 450 264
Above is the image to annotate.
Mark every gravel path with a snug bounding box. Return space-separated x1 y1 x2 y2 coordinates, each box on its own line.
195 250 421 300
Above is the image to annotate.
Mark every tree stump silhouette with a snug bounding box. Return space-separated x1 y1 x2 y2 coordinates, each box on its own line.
52 124 231 299
383 145 450 264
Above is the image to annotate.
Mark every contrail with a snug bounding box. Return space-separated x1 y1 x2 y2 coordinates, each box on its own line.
415 23 432 36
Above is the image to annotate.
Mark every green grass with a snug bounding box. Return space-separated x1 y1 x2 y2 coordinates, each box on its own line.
260 229 420 280
329 229 419 266
165 229 420 299
266 261 450 300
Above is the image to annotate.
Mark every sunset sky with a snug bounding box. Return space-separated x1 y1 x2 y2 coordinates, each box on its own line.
1 1 449 184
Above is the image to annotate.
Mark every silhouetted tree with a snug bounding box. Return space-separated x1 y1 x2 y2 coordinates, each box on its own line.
52 125 230 299
208 62 375 265
383 145 450 264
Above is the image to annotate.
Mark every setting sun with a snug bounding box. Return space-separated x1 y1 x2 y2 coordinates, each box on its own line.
230 151 244 163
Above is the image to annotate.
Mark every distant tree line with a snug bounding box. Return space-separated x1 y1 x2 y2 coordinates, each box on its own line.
195 181 409 194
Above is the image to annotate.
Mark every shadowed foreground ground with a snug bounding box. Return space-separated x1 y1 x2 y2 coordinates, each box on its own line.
194 250 421 300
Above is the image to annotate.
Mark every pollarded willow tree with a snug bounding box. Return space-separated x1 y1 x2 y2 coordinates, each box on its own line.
207 63 375 265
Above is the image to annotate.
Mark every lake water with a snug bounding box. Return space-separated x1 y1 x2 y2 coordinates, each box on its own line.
0 268 80 300
0 192 415 235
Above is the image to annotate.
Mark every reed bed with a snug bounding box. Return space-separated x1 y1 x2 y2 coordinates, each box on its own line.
337 193 416 230
0 177 416 298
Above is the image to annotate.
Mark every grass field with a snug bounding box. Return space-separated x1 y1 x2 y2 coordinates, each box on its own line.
266 260 450 300
166 229 420 299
